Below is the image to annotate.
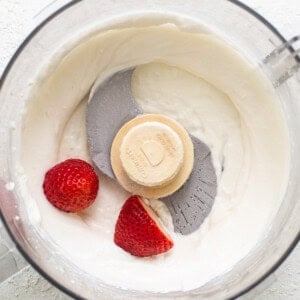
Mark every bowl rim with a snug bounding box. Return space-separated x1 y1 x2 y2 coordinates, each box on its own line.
0 0 299 299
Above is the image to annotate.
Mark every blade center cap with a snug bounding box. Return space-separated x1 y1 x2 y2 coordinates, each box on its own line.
120 121 184 187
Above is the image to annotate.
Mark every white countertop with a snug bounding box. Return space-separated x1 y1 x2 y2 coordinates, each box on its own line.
0 0 299 299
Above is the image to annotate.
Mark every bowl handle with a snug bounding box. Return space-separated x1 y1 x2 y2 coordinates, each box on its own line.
263 35 300 86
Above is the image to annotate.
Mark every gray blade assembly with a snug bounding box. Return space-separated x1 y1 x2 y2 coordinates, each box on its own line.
162 136 217 234
87 69 142 179
86 69 217 235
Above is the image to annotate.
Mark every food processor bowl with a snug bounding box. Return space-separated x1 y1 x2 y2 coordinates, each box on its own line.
0 0 299 299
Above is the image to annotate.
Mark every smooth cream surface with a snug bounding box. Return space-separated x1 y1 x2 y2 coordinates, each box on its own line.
17 24 289 292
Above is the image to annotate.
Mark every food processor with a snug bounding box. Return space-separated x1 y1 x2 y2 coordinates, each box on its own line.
0 0 299 299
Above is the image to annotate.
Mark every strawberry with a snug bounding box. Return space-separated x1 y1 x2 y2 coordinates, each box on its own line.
114 195 173 257
43 159 99 213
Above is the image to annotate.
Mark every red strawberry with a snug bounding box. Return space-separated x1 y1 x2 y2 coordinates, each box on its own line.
114 195 173 257
43 159 99 213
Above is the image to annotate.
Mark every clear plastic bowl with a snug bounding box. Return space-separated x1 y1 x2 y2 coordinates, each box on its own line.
0 0 299 299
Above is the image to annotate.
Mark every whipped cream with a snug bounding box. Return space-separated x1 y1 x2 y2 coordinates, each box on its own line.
15 22 289 292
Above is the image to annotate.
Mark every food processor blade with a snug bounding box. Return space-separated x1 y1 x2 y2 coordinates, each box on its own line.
86 68 217 235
